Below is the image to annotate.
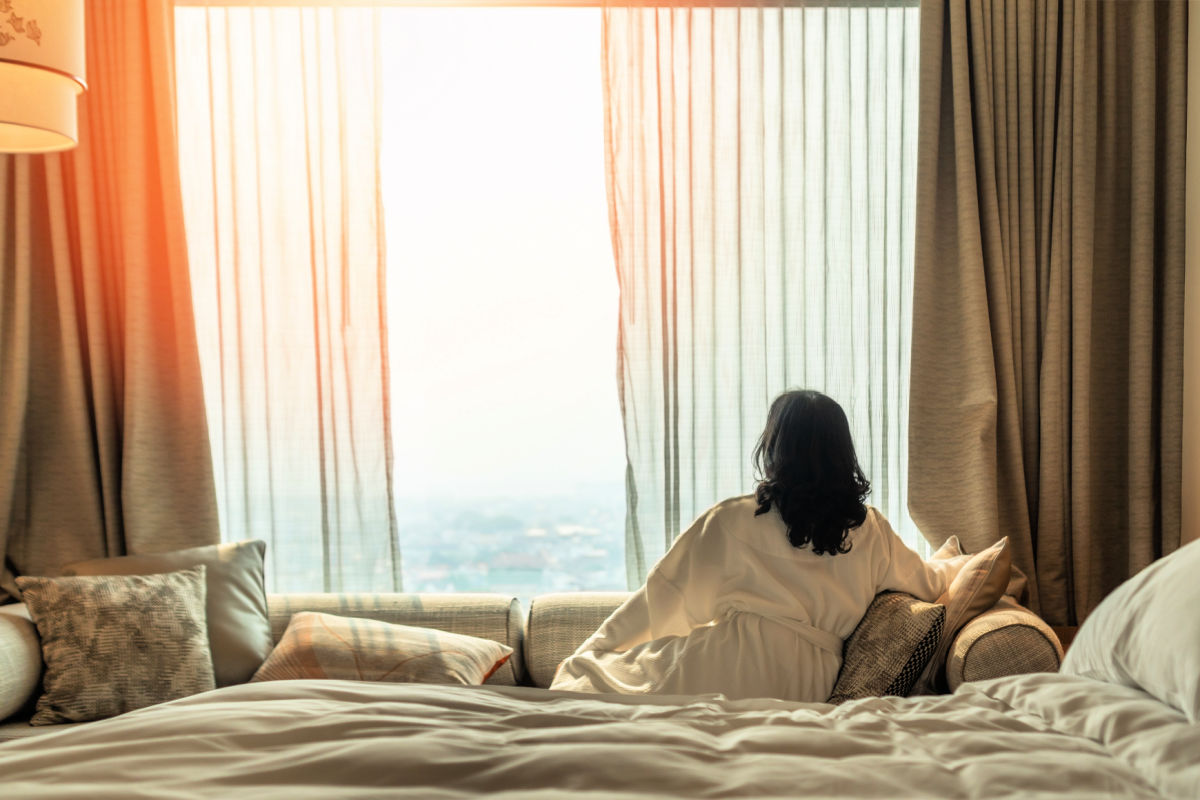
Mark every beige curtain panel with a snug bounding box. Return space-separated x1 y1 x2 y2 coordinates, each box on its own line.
0 1 220 602
909 0 1186 626
175 7 401 593
604 4 923 585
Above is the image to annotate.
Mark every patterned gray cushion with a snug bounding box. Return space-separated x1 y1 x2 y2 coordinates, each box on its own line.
828 592 945 704
63 540 272 687
15 567 215 725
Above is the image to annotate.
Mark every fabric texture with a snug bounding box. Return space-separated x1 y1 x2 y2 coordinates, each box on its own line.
526 592 627 688
0 0 219 604
173 7 399 593
553 498 964 702
15 567 214 725
267 593 526 686
1061 538 1200 722
253 612 512 686
828 592 945 704
909 0 1187 626
5 673 1194 799
0 604 39 722
911 536 1012 693
946 596 1063 692
603 5 925 586
62 540 272 687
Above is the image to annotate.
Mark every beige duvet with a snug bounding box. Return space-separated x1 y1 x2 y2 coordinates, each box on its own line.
1 672 1196 799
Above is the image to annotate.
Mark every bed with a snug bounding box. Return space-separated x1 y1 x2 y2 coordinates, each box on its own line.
3 538 1199 798
0 670 1196 798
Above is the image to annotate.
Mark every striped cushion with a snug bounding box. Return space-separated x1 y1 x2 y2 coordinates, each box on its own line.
252 612 512 685
267 593 525 685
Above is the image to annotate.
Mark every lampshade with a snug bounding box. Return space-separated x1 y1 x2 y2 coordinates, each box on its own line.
0 0 86 153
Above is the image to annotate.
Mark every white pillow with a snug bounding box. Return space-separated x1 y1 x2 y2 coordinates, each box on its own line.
1061 538 1200 721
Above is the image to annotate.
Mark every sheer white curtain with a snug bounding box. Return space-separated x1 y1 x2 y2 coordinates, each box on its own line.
604 4 922 584
175 7 400 592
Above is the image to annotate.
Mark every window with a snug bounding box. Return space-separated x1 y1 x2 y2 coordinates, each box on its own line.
175 3 923 595
381 9 625 596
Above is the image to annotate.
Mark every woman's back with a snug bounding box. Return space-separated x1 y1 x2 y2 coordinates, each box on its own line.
676 495 936 641
551 497 954 702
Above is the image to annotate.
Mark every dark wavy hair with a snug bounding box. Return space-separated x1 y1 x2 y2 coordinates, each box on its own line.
752 390 871 556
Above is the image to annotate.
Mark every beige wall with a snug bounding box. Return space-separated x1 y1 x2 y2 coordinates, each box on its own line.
1185 1 1199 545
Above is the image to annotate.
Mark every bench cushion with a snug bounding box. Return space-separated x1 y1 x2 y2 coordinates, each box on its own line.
525 592 627 688
946 596 1064 691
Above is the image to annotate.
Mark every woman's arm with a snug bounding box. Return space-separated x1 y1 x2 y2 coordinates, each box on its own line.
873 511 967 602
569 507 723 655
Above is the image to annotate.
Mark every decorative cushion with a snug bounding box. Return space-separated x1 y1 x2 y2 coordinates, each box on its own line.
252 611 513 685
267 593 526 685
911 536 1012 694
0 605 41 723
63 540 272 687
930 535 962 560
1061 538 1200 722
15 567 215 725
828 592 945 704
526 592 627 688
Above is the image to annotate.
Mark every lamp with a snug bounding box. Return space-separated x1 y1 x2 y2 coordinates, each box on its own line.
0 0 85 153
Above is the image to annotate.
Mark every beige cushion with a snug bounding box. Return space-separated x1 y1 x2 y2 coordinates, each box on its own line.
945 596 1064 691
930 535 962 559
267 593 525 685
253 611 512 685
1061 538 1200 721
828 592 945 704
63 540 272 687
0 604 40 723
525 592 628 688
16 567 215 725
912 536 1012 693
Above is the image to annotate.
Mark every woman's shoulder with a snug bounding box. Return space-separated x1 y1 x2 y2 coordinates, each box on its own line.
696 494 798 554
851 507 902 548
710 493 759 516
697 494 772 530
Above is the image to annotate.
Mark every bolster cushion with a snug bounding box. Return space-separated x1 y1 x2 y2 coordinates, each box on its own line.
525 592 628 688
945 596 1064 691
267 593 526 686
0 604 42 723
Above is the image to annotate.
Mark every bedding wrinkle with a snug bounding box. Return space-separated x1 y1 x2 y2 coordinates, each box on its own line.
0 677 1180 798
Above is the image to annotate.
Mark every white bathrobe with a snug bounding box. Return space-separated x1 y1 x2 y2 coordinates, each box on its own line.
551 495 963 703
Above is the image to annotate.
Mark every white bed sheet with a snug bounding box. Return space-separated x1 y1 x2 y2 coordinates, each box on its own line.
1 673 1196 799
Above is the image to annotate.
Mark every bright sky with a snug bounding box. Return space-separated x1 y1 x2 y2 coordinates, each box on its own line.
380 9 625 500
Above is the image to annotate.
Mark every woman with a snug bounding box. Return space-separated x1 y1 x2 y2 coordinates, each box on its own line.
551 389 963 703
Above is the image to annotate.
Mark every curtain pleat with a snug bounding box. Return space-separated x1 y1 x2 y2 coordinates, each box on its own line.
606 4 921 585
909 0 1185 625
175 7 399 593
0 1 220 602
